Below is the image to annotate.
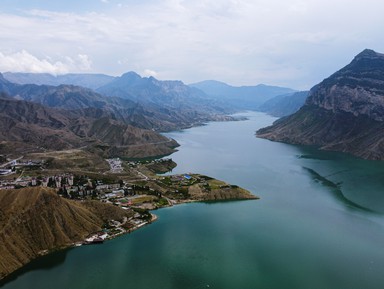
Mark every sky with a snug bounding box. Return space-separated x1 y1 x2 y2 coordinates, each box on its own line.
0 0 383 90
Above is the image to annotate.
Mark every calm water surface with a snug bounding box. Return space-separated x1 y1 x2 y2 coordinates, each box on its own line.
2 111 384 289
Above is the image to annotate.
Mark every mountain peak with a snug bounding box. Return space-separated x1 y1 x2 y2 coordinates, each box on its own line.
317 49 384 87
257 49 384 160
352 49 384 63
356 48 377 56
120 71 142 81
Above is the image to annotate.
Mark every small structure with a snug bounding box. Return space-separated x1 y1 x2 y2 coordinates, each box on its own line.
0 169 12 176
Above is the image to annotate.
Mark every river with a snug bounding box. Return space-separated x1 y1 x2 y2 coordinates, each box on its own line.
2 111 384 289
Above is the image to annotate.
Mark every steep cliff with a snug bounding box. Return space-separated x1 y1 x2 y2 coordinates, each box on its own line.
257 49 384 160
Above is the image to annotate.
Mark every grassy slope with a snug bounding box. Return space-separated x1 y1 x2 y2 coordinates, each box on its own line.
0 187 133 279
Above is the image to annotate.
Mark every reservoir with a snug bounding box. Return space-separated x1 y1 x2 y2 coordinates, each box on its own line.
2 111 384 289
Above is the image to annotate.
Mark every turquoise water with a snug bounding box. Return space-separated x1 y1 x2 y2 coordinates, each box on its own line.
2 111 384 289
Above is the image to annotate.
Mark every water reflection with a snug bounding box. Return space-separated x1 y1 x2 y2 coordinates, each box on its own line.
303 167 375 213
0 249 71 287
295 143 384 213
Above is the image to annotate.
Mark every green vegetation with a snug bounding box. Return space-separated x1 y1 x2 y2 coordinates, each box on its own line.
157 198 169 206
199 175 213 180
160 177 172 186
130 196 157 205
207 179 224 189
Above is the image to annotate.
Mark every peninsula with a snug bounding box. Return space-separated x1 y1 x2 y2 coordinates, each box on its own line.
0 155 257 281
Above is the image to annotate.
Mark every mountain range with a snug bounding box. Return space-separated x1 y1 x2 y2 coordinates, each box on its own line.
0 75 179 158
189 80 296 110
257 49 384 160
5 72 296 112
3 72 115 90
1 68 302 158
1 73 229 130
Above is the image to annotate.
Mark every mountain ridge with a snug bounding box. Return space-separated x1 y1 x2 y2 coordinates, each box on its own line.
4 71 297 114
3 72 115 90
0 96 178 158
257 49 384 160
2 72 237 131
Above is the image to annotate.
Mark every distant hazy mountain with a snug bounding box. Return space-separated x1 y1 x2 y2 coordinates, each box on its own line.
0 73 234 132
189 80 295 110
3 71 236 130
3 72 115 90
257 49 384 160
4 72 296 112
97 71 217 110
259 91 309 117
96 72 237 127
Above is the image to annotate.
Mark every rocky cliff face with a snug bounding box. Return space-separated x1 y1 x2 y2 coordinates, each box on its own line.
257 49 384 160
309 49 384 120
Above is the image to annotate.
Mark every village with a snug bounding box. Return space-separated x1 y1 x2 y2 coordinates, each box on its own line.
0 155 253 245
0 156 178 244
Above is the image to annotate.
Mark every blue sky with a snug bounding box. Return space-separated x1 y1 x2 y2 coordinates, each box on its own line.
0 0 383 89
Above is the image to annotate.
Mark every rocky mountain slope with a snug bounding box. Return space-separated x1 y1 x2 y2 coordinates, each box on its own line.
257 49 384 160
189 80 295 110
0 95 178 158
0 187 133 279
259 91 309 117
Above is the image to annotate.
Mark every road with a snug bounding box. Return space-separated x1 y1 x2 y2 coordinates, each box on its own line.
0 156 23 168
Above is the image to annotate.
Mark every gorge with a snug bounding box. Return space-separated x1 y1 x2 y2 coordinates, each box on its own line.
2 112 384 289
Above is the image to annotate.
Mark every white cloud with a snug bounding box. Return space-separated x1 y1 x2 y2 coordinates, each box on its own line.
0 50 92 74
77 54 92 70
143 69 158 78
0 0 383 88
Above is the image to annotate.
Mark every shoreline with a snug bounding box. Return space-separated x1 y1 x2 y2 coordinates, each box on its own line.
0 168 258 283
0 192 257 284
0 212 159 284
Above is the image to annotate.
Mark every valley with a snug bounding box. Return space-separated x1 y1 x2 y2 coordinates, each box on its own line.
2 1 384 288
2 49 384 288
3 111 384 289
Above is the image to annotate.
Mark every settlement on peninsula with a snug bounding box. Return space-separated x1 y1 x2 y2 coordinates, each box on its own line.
0 153 257 280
